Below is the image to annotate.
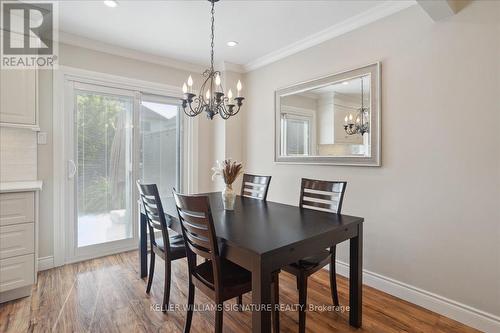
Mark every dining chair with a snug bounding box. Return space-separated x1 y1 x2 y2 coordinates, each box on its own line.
241 173 272 200
137 182 186 312
282 178 347 333
173 191 279 333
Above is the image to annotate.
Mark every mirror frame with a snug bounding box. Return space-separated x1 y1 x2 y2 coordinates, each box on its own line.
274 62 381 166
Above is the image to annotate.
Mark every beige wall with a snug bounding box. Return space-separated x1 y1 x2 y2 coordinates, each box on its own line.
37 43 211 258
241 2 500 316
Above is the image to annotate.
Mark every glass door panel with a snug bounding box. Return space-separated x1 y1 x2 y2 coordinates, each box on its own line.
75 89 133 247
139 96 181 198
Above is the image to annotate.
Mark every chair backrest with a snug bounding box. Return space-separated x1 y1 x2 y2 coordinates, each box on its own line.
172 191 222 291
240 173 272 201
137 182 171 251
299 178 347 214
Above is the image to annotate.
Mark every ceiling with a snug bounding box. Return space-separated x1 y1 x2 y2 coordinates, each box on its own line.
58 0 415 71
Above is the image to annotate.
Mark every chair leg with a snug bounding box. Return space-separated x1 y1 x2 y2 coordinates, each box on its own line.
237 295 243 312
330 250 339 307
146 252 155 294
271 272 280 333
184 281 195 333
298 274 308 333
163 260 172 312
215 303 224 333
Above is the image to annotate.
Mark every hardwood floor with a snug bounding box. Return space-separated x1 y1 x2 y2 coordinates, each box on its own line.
0 251 480 333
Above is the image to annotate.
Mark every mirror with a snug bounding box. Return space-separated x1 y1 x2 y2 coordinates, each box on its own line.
275 63 380 166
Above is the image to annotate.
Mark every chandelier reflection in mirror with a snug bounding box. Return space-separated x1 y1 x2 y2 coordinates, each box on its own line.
181 0 244 120
344 77 369 136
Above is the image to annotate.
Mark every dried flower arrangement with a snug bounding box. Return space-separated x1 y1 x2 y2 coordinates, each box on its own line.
211 159 243 187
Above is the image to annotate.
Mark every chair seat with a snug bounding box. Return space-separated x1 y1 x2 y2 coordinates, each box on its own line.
194 258 251 289
289 249 331 270
155 234 186 258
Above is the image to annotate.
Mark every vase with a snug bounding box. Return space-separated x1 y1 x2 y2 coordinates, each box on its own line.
222 184 236 210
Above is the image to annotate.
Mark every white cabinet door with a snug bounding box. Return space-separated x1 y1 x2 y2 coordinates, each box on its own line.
0 223 35 259
0 254 35 292
0 192 35 226
0 69 37 125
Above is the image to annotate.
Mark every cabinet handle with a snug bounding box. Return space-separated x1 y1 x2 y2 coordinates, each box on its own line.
68 160 77 179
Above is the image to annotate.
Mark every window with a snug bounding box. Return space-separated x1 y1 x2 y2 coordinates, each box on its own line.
281 113 311 156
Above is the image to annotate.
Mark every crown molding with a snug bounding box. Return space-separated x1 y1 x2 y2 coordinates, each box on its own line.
58 31 206 74
216 61 246 74
243 0 416 72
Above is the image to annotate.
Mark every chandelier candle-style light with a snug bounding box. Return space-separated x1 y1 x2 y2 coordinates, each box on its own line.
344 77 370 136
181 0 244 120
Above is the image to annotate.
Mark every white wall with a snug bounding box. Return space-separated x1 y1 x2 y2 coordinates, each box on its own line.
242 1 500 319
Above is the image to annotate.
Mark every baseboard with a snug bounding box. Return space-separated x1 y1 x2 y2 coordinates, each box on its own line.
326 261 500 333
38 256 54 271
0 285 32 303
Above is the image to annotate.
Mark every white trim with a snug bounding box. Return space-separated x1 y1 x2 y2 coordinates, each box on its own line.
326 261 500 333
58 32 205 74
0 123 40 131
37 256 54 271
244 1 416 72
184 116 199 194
52 69 65 267
57 65 182 98
217 61 246 74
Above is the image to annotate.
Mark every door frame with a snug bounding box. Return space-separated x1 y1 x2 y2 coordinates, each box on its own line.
53 66 199 266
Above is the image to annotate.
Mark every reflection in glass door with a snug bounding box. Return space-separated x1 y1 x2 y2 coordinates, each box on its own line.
75 88 133 247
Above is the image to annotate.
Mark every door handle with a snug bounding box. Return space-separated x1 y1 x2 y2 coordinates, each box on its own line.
68 159 77 179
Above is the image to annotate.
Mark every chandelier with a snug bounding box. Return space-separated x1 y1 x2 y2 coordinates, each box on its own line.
344 77 369 136
181 0 244 120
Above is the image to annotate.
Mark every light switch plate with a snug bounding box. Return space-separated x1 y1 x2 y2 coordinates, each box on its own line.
37 132 47 144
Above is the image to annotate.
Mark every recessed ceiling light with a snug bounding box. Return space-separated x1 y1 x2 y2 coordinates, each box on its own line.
342 81 349 85
226 41 239 47
104 0 118 8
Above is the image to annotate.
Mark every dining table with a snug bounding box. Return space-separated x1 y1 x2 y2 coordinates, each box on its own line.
138 192 364 333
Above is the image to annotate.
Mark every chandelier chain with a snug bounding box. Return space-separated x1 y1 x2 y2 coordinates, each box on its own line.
210 0 215 71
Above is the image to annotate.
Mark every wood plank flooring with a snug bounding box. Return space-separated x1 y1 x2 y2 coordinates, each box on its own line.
0 251 480 333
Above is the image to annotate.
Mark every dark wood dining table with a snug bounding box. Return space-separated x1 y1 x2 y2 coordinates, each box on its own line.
139 192 364 333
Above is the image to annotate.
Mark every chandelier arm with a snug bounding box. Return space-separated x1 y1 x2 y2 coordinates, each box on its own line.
188 97 204 116
218 105 229 120
231 105 241 117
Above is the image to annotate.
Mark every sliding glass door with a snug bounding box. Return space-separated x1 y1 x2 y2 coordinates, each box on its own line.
139 95 181 198
75 87 134 248
65 81 183 262
66 83 136 260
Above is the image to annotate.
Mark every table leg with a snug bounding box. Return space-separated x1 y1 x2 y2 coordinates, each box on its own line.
252 260 272 333
139 211 147 278
349 223 363 327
